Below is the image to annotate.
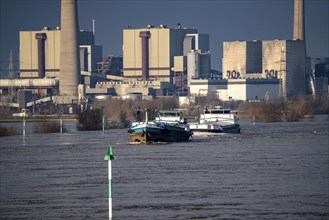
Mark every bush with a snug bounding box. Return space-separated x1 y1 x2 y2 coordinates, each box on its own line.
237 95 329 122
33 121 66 133
77 109 103 131
0 107 14 119
238 99 284 122
0 125 19 137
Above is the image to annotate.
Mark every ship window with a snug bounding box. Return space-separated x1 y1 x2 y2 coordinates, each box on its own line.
160 112 179 117
211 110 223 114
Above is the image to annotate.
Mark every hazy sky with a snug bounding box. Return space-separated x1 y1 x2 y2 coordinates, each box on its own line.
0 0 328 78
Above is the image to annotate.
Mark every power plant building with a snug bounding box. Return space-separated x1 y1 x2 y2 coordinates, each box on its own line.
123 25 197 83
189 78 279 101
221 39 306 97
183 33 210 55
262 39 306 97
19 28 102 79
187 50 211 86
222 40 262 79
20 28 61 78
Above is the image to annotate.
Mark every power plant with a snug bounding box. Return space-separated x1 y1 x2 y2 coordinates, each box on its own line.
0 0 327 113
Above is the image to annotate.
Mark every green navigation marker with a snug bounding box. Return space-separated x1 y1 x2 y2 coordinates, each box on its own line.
104 146 115 220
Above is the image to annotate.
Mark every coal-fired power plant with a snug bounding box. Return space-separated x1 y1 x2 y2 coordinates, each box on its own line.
293 0 305 41
0 0 327 114
59 0 80 97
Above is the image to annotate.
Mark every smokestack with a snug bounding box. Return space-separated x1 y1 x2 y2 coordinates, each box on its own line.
293 0 305 41
92 19 96 41
139 31 150 81
35 33 47 78
59 0 80 97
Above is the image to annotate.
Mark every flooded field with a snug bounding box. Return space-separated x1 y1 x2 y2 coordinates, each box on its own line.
0 116 328 219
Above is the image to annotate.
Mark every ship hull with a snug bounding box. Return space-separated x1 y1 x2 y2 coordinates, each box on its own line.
128 123 192 143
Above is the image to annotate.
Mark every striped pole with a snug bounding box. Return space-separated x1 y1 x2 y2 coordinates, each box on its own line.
104 146 115 220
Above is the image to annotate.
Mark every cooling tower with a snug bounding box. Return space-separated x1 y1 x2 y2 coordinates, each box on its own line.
293 0 305 41
59 0 80 97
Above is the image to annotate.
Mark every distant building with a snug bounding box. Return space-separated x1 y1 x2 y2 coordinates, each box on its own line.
222 40 262 79
221 39 306 98
79 45 102 73
262 39 306 97
123 25 197 84
97 55 123 76
19 27 102 78
309 57 329 94
88 80 173 98
183 33 210 55
187 50 211 85
189 78 279 101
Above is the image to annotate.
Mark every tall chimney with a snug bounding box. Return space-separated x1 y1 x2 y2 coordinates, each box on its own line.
35 33 47 78
139 31 151 81
293 0 305 41
59 0 80 97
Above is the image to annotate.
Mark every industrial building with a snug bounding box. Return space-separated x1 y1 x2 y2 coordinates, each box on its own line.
221 39 306 97
189 0 315 101
189 78 279 101
0 0 103 113
121 25 211 95
90 80 171 97
19 28 101 79
309 57 329 94
222 40 262 79
262 39 306 97
97 55 123 76
190 37 307 101
123 25 197 83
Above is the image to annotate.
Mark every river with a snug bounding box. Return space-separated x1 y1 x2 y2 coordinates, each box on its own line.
0 115 328 219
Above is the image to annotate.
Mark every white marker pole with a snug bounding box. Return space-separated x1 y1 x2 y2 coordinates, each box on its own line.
104 146 115 220
60 117 63 134
22 117 26 144
23 117 26 137
103 116 105 132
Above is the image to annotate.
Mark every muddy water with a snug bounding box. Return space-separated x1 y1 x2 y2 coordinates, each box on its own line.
0 116 328 219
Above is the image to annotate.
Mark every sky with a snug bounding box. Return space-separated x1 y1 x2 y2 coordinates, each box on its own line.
0 0 328 78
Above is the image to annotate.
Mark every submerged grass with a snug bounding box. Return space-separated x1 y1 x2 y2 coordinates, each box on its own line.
33 121 67 133
0 125 20 137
